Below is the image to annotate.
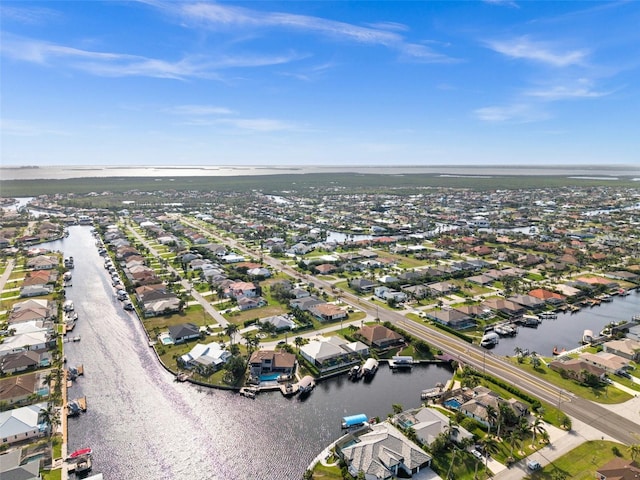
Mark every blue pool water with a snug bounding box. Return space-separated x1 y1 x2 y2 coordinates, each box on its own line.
260 373 280 382
161 337 174 345
444 398 462 409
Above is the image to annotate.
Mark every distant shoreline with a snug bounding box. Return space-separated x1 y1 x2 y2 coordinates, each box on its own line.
1 164 639 181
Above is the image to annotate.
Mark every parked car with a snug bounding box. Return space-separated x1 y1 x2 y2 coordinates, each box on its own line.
471 449 483 460
527 460 541 471
615 370 632 379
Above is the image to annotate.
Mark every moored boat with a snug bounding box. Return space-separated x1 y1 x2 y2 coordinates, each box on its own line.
362 358 379 377
582 329 594 344
68 448 92 459
480 332 499 348
341 413 368 430
348 364 362 380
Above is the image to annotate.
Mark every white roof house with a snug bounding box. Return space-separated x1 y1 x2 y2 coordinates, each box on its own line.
0 402 47 446
0 331 51 357
179 342 231 373
300 337 349 366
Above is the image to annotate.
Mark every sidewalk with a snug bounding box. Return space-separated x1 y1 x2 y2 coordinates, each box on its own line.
493 416 615 479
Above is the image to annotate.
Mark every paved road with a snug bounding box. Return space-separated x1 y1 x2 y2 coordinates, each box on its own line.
126 225 229 328
171 218 640 446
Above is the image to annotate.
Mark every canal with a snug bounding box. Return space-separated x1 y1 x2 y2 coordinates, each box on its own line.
52 226 454 480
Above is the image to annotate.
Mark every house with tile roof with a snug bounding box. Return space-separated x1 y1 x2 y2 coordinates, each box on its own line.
596 458 640 480
356 325 404 349
336 421 433 480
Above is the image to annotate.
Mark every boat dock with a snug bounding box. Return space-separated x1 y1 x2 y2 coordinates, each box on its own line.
239 387 258 398
388 355 414 369
280 382 299 396
67 396 87 416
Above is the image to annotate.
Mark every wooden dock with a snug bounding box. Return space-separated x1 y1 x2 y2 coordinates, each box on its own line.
280 383 299 396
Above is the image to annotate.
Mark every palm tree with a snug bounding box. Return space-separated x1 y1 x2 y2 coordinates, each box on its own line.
40 402 60 438
224 323 239 345
479 435 499 473
627 443 640 461
507 429 521 462
294 336 304 351
485 404 497 433
531 417 546 447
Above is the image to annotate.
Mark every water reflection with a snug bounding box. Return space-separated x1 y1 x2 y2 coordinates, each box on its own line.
55 226 453 480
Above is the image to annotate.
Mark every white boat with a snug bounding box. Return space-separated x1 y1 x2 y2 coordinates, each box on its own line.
297 375 315 394
362 358 379 377
63 300 74 312
480 332 499 348
582 329 594 344
389 355 414 369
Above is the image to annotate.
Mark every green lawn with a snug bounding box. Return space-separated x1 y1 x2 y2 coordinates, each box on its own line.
530 440 631 479
507 356 634 404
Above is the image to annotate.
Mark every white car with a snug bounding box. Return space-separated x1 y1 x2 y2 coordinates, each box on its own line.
471 449 483 460
527 459 541 471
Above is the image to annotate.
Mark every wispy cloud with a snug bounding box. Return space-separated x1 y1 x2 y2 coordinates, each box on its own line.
170 2 455 63
0 34 301 79
486 36 588 67
474 103 549 123
482 0 520 8
525 81 612 100
167 105 234 116
168 103 296 132
0 5 61 24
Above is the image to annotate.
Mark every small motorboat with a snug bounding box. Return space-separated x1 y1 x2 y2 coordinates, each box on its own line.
68 447 92 459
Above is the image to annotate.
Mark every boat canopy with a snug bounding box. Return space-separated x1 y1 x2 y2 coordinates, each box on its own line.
342 414 368 427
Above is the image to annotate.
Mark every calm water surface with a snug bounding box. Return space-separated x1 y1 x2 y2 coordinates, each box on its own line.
52 226 453 480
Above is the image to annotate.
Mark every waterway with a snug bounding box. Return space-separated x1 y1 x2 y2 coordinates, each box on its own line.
490 294 640 358
49 226 453 480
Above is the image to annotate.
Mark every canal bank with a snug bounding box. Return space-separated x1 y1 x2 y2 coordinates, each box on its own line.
49 226 454 480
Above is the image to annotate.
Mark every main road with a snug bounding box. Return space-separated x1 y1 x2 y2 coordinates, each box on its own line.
181 217 640 445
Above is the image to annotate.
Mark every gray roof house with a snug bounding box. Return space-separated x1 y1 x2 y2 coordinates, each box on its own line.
168 323 201 344
337 421 433 480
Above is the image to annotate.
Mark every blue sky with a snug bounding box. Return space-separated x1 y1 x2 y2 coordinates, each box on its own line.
1 1 639 167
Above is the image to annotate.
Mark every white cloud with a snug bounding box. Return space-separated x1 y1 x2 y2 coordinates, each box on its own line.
0 34 302 79
474 103 549 123
173 2 454 63
525 85 611 100
486 36 588 67
482 0 520 8
0 5 61 24
168 105 234 116
218 117 295 132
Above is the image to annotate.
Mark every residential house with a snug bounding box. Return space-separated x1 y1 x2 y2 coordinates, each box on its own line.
603 338 640 362
374 286 407 303
178 342 231 375
0 349 50 375
337 421 433 480
392 406 473 446
0 331 54 357
308 303 347 322
300 337 353 370
357 325 404 349
22 270 58 287
481 298 525 317
457 386 528 429
139 290 180 317
259 315 296 331
528 288 566 306
426 281 458 296
426 308 475 330
9 299 55 325
0 448 42 480
248 350 296 378
19 285 53 298
596 458 640 480
290 296 325 312
579 351 630 374
237 296 267 311
168 323 201 344
0 403 48 447
349 278 377 293
507 294 546 311
26 255 58 270
0 373 48 406
226 281 258 299
402 284 431 300
548 358 606 381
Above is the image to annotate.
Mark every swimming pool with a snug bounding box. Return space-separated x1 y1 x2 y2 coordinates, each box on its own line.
158 333 174 345
260 373 280 382
444 398 462 409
